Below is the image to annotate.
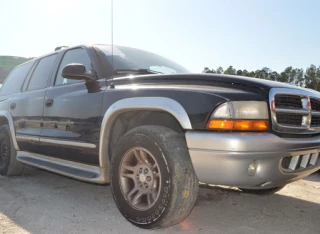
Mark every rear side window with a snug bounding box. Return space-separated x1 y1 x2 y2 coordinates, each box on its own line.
27 54 57 91
0 62 34 95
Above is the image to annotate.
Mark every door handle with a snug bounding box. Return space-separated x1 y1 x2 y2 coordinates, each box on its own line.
10 103 16 110
45 99 54 107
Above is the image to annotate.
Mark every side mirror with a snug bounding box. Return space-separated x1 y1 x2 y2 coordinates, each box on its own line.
61 63 95 81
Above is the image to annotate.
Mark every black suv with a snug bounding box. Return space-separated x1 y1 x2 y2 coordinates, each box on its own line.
0 45 319 229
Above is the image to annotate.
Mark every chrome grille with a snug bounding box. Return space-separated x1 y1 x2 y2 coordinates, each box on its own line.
270 88 320 134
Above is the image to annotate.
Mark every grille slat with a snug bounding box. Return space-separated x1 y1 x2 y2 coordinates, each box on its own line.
288 155 300 170
310 153 319 165
301 154 311 168
282 153 319 171
310 98 320 111
276 113 303 126
311 116 320 127
275 95 303 109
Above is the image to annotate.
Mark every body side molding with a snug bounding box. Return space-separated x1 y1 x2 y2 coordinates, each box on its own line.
0 110 20 150
99 97 192 181
40 138 96 148
16 135 40 142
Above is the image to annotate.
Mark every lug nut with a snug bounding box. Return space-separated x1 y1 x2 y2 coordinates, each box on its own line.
144 169 148 174
144 183 148 188
139 182 142 187
139 168 142 173
147 176 151 182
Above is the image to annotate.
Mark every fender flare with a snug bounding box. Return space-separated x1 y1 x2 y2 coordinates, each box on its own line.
99 97 192 180
0 110 20 150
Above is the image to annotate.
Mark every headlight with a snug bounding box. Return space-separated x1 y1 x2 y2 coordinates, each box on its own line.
207 101 269 131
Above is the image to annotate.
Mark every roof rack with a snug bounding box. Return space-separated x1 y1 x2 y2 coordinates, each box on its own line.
54 46 68 51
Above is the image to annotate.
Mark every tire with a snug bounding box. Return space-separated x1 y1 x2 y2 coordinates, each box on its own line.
240 186 285 195
0 124 24 176
110 125 199 229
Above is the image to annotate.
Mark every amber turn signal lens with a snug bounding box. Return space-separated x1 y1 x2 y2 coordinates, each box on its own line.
251 120 269 131
207 119 269 131
207 120 234 130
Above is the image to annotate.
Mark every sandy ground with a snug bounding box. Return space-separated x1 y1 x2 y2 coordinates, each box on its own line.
0 167 319 234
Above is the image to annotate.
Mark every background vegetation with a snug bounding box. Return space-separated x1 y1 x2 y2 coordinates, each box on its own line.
203 65 320 91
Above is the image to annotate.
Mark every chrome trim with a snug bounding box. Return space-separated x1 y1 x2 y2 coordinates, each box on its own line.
16 151 108 184
186 131 320 188
0 111 20 150
289 156 300 170
40 138 96 148
310 153 319 165
16 135 40 142
311 111 320 116
269 87 320 134
275 108 309 115
186 131 320 152
99 97 192 181
301 154 311 168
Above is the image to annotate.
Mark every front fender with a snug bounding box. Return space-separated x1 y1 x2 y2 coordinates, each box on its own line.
98 97 192 182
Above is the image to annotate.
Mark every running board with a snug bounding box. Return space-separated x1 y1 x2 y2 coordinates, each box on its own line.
16 151 108 184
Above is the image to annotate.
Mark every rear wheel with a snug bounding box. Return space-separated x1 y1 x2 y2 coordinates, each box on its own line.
0 124 24 176
110 125 199 229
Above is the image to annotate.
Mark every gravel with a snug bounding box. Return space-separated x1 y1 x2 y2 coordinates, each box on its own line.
0 167 319 234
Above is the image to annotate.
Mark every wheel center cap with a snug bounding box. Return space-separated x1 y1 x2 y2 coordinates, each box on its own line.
139 174 146 182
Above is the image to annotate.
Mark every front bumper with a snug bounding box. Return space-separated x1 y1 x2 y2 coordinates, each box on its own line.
186 131 320 189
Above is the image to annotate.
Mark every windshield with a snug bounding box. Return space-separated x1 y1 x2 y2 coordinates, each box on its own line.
95 45 190 74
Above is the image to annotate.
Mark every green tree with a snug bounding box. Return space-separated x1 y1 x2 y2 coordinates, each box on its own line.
224 66 236 75
202 65 320 91
242 69 249 77
203 67 216 73
269 71 279 81
293 68 304 87
216 67 224 74
305 65 318 90
236 69 243 76
248 71 256 77
254 70 262 78
278 67 293 83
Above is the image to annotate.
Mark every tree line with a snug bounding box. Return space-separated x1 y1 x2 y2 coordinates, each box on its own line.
203 65 320 91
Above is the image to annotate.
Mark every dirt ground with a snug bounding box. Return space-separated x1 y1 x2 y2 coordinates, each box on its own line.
0 167 319 234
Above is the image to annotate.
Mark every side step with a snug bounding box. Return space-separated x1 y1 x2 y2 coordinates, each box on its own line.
16 151 108 184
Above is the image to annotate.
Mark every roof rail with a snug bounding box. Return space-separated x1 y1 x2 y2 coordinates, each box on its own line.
54 46 68 51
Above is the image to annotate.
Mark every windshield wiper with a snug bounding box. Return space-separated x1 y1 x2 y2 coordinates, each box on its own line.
114 69 163 75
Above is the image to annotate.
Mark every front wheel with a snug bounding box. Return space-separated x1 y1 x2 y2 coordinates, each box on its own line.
110 126 199 229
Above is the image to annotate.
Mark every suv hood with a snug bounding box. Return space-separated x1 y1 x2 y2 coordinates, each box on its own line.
111 73 306 93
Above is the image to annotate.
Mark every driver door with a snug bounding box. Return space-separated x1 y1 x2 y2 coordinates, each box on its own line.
40 48 104 165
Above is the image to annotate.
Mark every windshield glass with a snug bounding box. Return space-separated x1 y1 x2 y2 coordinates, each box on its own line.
95 45 190 74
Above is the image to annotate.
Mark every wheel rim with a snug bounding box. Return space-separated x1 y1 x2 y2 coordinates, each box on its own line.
119 147 161 211
0 138 9 171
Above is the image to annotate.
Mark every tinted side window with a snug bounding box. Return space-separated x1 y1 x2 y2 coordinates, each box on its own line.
55 48 92 86
0 62 34 95
27 54 57 91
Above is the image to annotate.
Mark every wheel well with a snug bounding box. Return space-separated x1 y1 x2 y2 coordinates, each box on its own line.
108 110 185 160
0 117 9 127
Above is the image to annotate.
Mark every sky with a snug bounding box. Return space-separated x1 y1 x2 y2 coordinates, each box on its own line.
1 0 320 73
